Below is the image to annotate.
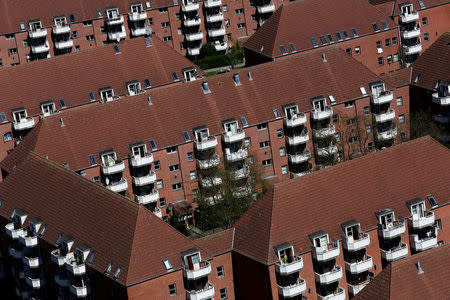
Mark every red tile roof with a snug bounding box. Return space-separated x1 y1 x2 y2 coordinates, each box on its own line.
0 152 207 286
0 35 200 119
380 67 412 88
354 244 450 299
371 0 450 16
411 32 450 90
232 136 450 264
243 0 397 58
0 0 174 35
194 229 235 256
2 46 388 171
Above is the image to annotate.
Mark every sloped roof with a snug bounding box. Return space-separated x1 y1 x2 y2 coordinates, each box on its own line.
380 68 411 88
1 46 387 171
0 0 175 35
355 244 450 299
243 0 397 58
232 136 450 264
0 152 205 286
411 32 450 90
0 35 200 119
194 228 235 256
370 0 450 16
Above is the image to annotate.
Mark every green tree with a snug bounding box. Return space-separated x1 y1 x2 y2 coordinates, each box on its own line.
199 43 217 59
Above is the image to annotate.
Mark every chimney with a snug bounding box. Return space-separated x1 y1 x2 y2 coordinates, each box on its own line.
322 53 327 62
417 261 424 274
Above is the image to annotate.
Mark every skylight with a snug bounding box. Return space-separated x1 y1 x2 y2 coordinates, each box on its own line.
70 14 75 23
105 262 114 275
149 139 157 150
0 113 7 123
59 98 67 108
280 45 288 55
39 224 47 237
289 43 296 52
88 92 95 101
381 20 389 30
113 266 122 280
351 28 359 37
113 45 120 54
273 108 281 118
426 194 437 207
233 74 241 86
148 96 152 105
88 155 96 166
311 38 319 48
88 251 96 265
182 131 190 141
162 258 172 270
342 30 349 39
335 32 343 41
202 82 211 94
248 72 253 81
359 86 367 95
319 36 327 45
328 94 336 104
372 23 380 32
240 116 248 127
172 72 179 81
144 37 152 47
97 10 103 17
144 78 151 87
327 34 334 43
418 0 425 8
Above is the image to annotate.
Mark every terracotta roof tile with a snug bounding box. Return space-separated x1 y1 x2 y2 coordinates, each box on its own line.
194 228 235 256
232 136 450 264
380 68 411 88
372 0 450 16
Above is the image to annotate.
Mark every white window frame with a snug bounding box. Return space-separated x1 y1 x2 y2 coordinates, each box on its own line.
12 109 27 123
54 16 67 27
131 3 143 13
183 69 197 82
29 21 42 31
224 121 239 134
131 144 147 157
101 152 117 165
99 88 114 101
195 128 209 141
41 102 55 116
106 8 120 19
127 81 141 96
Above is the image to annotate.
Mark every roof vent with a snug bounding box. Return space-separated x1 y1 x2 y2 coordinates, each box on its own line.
248 72 253 81
233 74 241 86
60 118 65 127
260 44 265 52
202 82 211 94
417 261 424 274
322 54 327 62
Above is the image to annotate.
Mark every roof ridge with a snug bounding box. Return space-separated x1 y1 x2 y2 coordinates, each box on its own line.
265 186 278 264
269 4 285 57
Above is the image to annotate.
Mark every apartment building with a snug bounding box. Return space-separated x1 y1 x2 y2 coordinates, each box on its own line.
0 152 235 299
410 32 450 142
243 0 450 75
0 0 279 66
0 35 201 162
1 46 410 221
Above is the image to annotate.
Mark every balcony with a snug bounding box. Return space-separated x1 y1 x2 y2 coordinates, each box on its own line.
132 171 157 186
23 256 41 268
70 284 88 298
276 255 303 275
372 91 393 105
135 189 159 205
348 281 371 296
379 220 406 239
408 211 435 229
317 145 338 156
225 148 248 162
278 278 307 298
285 113 307 128
53 25 71 35
131 153 154 167
205 194 223 205
230 166 249 180
204 0 222 8
54 272 70 287
154 207 162 218
288 150 311 164
19 235 38 247
434 114 449 124
186 282 215 300
102 161 125 174
31 41 50 53
5 223 24 239
182 2 200 12
312 106 333 120
432 92 450 105
318 287 346 300
214 41 227 51
233 186 252 198
106 15 124 26
106 179 128 193
185 31 204 41
128 11 147 21
26 277 45 289
29 29 48 39
312 243 340 262
55 39 73 49
381 242 408 261
313 124 336 139
206 12 224 23
345 255 373 274
13 117 35 131
257 2 276 14
343 233 370 251
195 136 218 151
401 27 421 39
9 246 23 259
403 42 422 55
66 261 86 276
399 11 419 23
108 27 127 41
184 260 212 280
188 46 201 56
410 234 437 252
373 109 395 123
376 126 398 141
290 170 311 178
200 176 222 188
286 131 309 146
207 27 226 37
223 128 245 143
197 154 220 169
131 27 150 37
184 18 202 27
314 266 343 284
51 249 68 266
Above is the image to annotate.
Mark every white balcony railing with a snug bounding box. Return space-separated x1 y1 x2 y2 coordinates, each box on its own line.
106 15 124 26
153 207 162 218
131 27 150 37
410 234 437 252
214 41 227 51
51 249 69 266
132 171 157 186
315 266 343 284
199 176 222 188
66 261 86 276
102 161 125 174
195 136 218 151
106 179 128 193
135 190 159 205
5 223 25 239
23 256 41 268
399 11 419 23
371 91 393 105
204 0 222 8
345 256 373 274
182 2 200 12
13 117 36 131
286 131 309 146
275 255 303 275
312 106 333 120
403 42 422 55
277 278 307 298
374 109 395 123
29 29 48 39
197 154 220 169
26 277 45 289
185 31 204 41
317 145 338 156
131 153 154 167
225 148 248 162
285 113 307 128
318 287 346 300
206 12 224 23
55 39 73 49
381 242 408 261
401 27 421 39
288 150 311 164
186 282 215 300
53 25 71 35
290 170 311 178
348 281 371 296
232 186 252 198
230 166 249 180
19 235 38 247
312 243 340 262
207 27 226 37
31 40 50 53
108 27 127 41
378 220 406 239
408 211 435 229
184 18 202 27
223 128 245 143
432 92 450 105
257 2 275 14
376 126 398 141
184 260 212 280
70 285 88 298
188 46 201 56
313 124 336 138
343 233 370 251
128 11 147 21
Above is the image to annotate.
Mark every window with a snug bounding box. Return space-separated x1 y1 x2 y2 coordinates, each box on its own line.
162 216 169 223
279 147 286 157
23 40 28 47
280 45 288 55
3 132 12 142
381 20 389 30
387 55 392 64
277 129 283 138
424 33 429 41
166 146 177 154
12 109 27 122
160 198 166 207
257 123 268 130
396 97 403 106
344 101 354 108
244 138 251 149
190 171 196 180
5 33 14 40
169 164 180 172
378 57 384 65
372 23 380 32
161 21 170 28
187 152 194 162
85 35 95 41
422 17 428 25
364 106 370 115
333 114 339 123
393 53 399 62
401 132 406 140
248 156 254 165
392 37 397 46
346 118 356 126
154 161 161 170
159 7 168 13
235 8 244 14
289 43 296 52
175 13 181 20
311 38 318 47
8 48 18 55
227 33 232 41
342 30 349 39
259 141 270 148
83 20 93 26
319 36 327 45
351 28 358 37
399 114 405 124
385 38 391 47
355 46 361 55
349 136 359 144
327 33 334 43
366 125 371 133
127 82 141 95
368 142 375 151
346 48 352 55
262 159 272 167
41 102 55 116
148 18 154 25
281 166 288 175
168 284 176 296
72 31 78 38
0 59 2 67
220 288 228 300
157 180 164 189
217 266 224 278
376 41 382 50
172 183 182 191
237 23 245 29
223 5 228 12
335 32 343 41
163 36 172 42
